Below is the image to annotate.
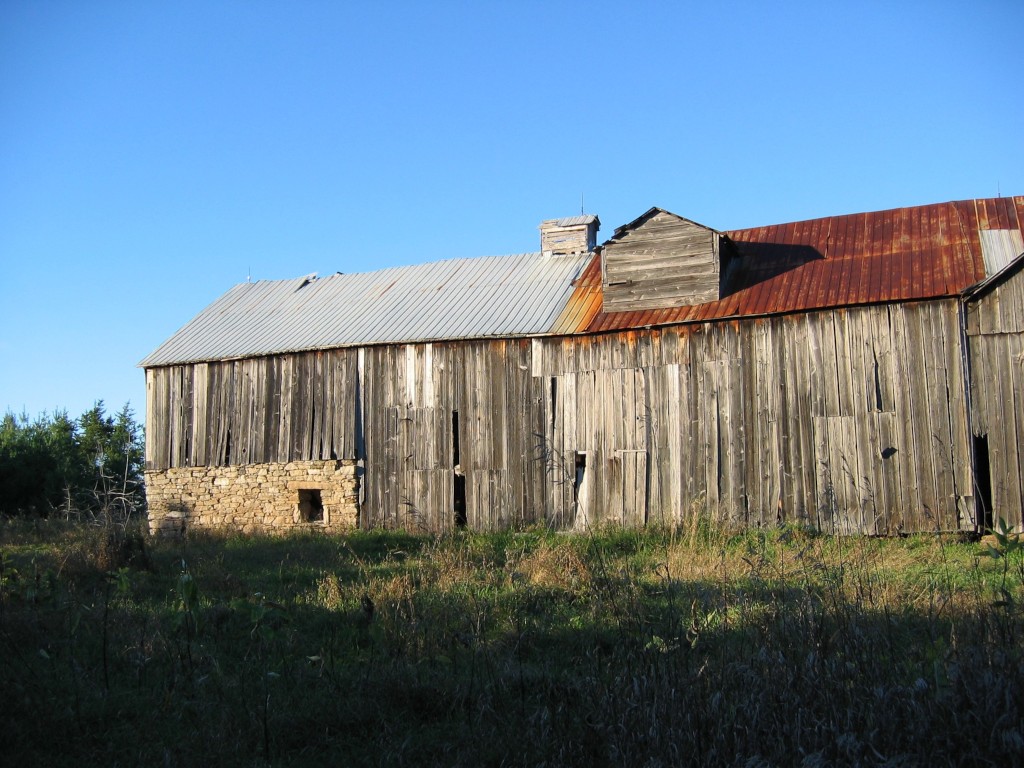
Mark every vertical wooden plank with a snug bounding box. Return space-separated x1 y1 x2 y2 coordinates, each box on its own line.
902 305 939 528
840 415 866 534
214 362 228 465
530 345 547 522
812 416 835 531
778 319 803 522
277 356 292 462
320 351 334 461
331 351 346 460
943 310 973 527
291 355 305 461
747 322 767 526
191 363 208 466
144 369 159 470
544 372 560 526
884 303 909 532
149 367 164 471
492 342 508 474
167 366 181 467
991 335 1023 526
361 348 381 528
847 312 877 532
606 453 623 526
817 312 843 418
921 306 954 527
870 308 901 526
889 305 918 532
873 410 899 533
205 363 218 466
257 357 273 464
618 451 647 527
229 361 242 465
722 352 743 525
643 365 661 523
665 362 682 525
563 370 578 526
423 343 434 408
805 313 828 527
266 356 281 465
252 358 265 465
1004 334 1024 529
681 329 703 520
702 356 721 521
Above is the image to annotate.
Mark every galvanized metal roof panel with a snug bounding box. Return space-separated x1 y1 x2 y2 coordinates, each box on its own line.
544 215 598 228
980 229 1024 276
140 252 591 366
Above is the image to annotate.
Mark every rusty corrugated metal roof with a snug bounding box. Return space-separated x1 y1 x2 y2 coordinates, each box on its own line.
572 196 1024 334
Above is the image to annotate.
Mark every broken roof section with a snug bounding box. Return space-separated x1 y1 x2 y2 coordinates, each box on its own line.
141 196 1024 368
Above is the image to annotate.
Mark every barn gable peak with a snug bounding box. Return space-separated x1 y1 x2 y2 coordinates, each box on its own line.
601 207 726 312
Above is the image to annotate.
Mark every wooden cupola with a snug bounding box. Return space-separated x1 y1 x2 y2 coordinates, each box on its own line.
539 215 600 256
601 208 725 312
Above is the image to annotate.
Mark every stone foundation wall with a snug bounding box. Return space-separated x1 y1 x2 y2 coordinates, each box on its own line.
146 460 359 536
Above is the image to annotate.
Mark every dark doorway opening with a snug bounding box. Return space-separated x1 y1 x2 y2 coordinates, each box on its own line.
454 475 467 528
298 489 324 523
452 411 461 466
453 411 466 528
973 434 994 532
573 452 587 505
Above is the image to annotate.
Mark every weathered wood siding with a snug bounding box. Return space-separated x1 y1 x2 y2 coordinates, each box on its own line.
530 301 972 534
966 265 1024 529
145 301 974 534
359 341 548 532
145 348 360 470
602 211 720 311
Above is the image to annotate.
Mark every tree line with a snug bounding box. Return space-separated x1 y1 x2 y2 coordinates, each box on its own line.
0 402 145 521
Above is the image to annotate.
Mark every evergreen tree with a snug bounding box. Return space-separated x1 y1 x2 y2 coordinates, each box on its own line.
0 402 145 519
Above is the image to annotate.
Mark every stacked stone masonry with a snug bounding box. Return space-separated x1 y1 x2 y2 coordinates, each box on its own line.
146 460 359 536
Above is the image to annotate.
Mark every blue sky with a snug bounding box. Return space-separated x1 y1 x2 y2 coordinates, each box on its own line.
2 1 1022 422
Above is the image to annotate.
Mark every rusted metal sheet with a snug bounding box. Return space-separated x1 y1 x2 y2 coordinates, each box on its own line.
574 196 1024 333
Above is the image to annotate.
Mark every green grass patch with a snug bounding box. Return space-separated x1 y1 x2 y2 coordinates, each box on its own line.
1 518 1022 766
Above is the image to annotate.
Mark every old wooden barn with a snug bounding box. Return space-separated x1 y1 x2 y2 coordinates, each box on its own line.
141 196 1024 536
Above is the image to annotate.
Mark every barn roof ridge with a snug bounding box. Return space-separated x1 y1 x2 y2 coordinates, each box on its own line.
725 195 1024 233
142 195 1024 368
608 207 722 241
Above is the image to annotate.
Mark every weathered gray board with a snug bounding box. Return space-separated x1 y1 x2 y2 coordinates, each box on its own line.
146 300 973 534
966 262 1024 529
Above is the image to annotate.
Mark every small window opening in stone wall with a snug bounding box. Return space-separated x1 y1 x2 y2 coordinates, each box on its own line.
298 489 324 523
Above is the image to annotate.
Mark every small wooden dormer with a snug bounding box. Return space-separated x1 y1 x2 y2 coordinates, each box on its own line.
601 208 725 312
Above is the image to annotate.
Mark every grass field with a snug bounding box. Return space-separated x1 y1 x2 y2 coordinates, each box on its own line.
1 517 1022 766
